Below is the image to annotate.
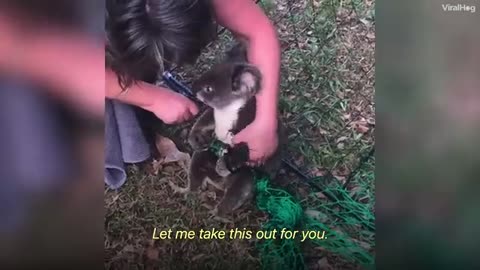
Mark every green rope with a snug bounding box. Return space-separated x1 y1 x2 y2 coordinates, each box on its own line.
209 140 227 158
254 173 305 270
208 140 375 269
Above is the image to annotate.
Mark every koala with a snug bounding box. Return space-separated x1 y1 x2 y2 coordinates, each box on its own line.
184 42 286 217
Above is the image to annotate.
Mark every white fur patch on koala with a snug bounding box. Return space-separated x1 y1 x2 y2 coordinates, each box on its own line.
213 99 246 145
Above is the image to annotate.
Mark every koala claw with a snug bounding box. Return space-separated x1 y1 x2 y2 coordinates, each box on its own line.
168 181 189 194
224 155 244 172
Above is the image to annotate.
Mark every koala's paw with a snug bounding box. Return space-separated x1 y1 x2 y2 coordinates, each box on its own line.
222 143 249 171
224 154 245 172
215 158 232 177
188 132 211 150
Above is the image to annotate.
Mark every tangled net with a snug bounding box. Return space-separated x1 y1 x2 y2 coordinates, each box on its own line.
254 173 375 270
209 132 375 269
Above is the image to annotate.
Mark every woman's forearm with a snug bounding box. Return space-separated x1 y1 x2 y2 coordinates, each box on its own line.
106 69 154 108
212 0 281 124
106 68 180 112
247 25 281 123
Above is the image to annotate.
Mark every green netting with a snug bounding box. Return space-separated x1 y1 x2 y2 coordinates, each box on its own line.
254 175 374 270
209 140 375 269
255 176 305 270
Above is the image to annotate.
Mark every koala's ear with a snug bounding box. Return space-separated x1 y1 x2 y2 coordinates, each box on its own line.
232 64 262 95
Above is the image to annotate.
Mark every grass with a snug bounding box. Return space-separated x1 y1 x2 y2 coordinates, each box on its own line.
105 0 375 269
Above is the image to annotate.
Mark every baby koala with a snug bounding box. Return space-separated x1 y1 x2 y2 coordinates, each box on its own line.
186 42 285 217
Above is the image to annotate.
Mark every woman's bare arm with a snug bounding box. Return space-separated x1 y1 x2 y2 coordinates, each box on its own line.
211 0 281 163
212 0 281 123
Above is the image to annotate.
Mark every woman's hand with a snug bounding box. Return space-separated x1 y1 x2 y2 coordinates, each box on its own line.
233 114 279 166
212 0 282 165
106 71 199 124
141 84 199 124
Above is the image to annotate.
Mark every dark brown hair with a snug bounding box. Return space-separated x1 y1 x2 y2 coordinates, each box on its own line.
106 0 216 90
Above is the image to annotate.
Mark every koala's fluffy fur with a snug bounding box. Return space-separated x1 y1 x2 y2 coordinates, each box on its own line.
179 41 286 218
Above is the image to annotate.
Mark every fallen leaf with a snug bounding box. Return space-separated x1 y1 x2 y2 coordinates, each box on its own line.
350 118 371 134
367 117 375 125
333 174 346 182
122 245 134 253
310 168 328 177
108 194 120 205
162 165 177 174
145 247 159 260
317 257 333 270
192 254 205 262
305 209 320 218
294 155 305 165
349 184 362 193
360 18 372 28
168 180 189 194
334 166 350 176
336 136 348 143
314 246 327 252
147 159 163 175
314 192 328 199
155 134 191 168
305 209 329 223
337 142 345 150
355 123 370 133
206 191 217 201
297 186 310 198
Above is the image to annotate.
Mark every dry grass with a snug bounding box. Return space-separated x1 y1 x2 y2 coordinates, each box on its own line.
105 0 375 269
